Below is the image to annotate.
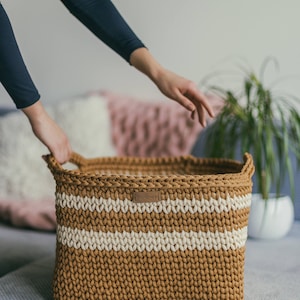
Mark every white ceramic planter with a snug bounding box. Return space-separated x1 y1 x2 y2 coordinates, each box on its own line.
248 194 294 239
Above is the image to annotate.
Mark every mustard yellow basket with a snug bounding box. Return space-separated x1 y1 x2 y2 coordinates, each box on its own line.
44 152 254 300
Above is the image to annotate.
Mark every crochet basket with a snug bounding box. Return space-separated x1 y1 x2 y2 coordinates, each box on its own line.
44 152 254 300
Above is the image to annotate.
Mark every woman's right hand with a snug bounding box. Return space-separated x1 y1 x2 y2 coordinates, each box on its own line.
22 100 72 164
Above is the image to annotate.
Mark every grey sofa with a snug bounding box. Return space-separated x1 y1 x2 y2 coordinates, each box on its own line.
0 223 55 300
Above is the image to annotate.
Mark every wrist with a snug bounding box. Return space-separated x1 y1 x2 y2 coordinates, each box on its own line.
129 48 164 83
21 100 47 124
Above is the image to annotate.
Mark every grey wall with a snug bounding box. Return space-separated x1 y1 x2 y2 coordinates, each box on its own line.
1 0 299 106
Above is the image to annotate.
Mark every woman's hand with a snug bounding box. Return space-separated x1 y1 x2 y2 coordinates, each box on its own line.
130 48 214 127
22 101 72 164
152 68 214 126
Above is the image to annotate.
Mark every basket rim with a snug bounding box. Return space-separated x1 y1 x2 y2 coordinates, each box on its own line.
43 152 254 182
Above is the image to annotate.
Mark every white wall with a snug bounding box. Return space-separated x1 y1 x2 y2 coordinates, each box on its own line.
1 0 300 107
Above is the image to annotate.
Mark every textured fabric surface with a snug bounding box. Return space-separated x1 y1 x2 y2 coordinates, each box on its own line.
0 222 299 299
103 91 223 157
0 199 55 231
244 222 300 300
0 257 54 300
0 93 115 201
0 91 223 231
0 94 116 230
0 223 55 277
44 153 254 300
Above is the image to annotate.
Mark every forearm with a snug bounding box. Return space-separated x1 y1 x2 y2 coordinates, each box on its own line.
130 48 215 125
129 48 164 84
0 3 40 109
22 100 72 164
21 100 46 125
61 0 146 63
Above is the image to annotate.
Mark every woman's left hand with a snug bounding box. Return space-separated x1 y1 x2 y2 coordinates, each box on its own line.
152 68 214 126
130 48 214 127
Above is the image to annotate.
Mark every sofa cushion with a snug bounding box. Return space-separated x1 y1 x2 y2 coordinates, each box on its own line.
0 94 116 201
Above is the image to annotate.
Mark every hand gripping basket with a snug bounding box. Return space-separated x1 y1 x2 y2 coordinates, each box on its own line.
44 152 254 300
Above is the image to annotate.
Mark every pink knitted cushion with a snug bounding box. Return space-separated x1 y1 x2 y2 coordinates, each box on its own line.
102 91 222 157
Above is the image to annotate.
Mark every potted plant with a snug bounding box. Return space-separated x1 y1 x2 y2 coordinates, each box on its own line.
202 59 300 239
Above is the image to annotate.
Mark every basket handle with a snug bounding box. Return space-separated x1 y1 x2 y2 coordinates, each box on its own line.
42 152 87 172
69 152 88 168
241 152 255 177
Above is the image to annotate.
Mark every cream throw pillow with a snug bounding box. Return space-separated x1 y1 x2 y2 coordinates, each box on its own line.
0 94 116 200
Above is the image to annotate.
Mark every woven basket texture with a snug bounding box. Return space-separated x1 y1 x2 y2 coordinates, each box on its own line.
44 152 254 300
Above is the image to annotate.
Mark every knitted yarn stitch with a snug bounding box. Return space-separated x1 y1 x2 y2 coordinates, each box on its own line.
102 91 223 157
44 152 254 300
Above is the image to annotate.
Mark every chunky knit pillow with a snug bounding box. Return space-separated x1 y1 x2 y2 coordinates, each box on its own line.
102 91 215 157
0 94 116 201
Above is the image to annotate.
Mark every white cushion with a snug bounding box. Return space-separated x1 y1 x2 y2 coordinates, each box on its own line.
0 94 116 200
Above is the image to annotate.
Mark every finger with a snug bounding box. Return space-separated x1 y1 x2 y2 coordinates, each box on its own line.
175 90 196 112
195 103 206 127
188 89 215 118
52 150 66 164
62 143 72 164
52 142 72 165
184 91 207 126
66 141 72 159
191 109 196 120
177 90 207 125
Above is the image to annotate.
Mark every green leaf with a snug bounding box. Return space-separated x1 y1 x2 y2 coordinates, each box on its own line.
202 58 300 201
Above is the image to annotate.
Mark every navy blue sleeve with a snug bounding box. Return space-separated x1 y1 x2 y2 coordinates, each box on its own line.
61 0 146 63
0 4 40 109
0 0 146 109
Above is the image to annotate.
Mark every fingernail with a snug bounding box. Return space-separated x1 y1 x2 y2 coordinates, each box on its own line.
188 105 196 112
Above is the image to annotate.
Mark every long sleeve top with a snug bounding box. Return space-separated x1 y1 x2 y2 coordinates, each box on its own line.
0 0 145 108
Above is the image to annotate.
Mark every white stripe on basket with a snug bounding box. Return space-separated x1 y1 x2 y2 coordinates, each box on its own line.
56 193 251 214
57 225 248 252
